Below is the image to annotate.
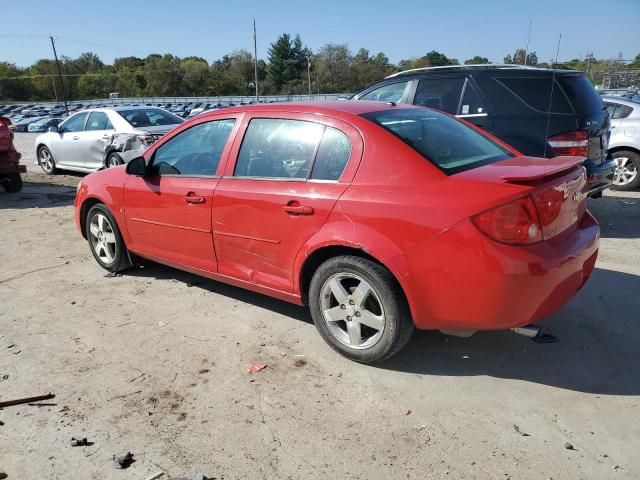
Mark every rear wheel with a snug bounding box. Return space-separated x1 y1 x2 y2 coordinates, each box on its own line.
107 152 123 168
38 146 56 175
85 204 132 273
611 150 640 191
309 255 414 364
2 173 23 193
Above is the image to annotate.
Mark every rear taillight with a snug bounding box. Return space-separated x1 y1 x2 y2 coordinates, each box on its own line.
547 130 589 157
472 196 543 245
531 187 564 227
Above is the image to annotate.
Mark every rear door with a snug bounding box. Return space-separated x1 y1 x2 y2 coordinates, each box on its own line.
212 113 362 292
81 111 115 169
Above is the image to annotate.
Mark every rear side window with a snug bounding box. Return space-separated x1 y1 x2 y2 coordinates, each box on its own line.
235 119 324 179
359 81 410 103
361 108 513 175
558 76 603 115
85 112 113 131
605 102 633 120
413 78 465 113
61 112 87 132
311 127 351 180
495 77 573 114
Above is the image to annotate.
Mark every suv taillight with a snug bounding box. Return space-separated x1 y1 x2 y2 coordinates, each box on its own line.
547 130 589 157
471 196 543 245
0 117 11 127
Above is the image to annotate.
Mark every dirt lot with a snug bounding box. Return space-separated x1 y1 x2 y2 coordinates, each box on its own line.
1 133 639 479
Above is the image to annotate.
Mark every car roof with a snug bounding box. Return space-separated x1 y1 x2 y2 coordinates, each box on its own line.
198 100 409 119
601 96 640 107
385 64 582 79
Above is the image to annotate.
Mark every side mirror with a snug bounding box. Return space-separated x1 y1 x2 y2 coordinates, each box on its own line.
126 156 147 176
48 125 59 133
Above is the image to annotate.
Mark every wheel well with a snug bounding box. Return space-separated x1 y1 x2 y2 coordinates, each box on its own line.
79 197 103 239
609 146 640 156
299 245 406 306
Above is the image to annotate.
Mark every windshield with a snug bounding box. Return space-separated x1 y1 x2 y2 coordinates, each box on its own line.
361 108 513 174
117 108 183 128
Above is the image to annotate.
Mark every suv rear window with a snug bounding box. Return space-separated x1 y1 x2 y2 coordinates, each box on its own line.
557 76 604 115
361 108 513 174
494 77 573 114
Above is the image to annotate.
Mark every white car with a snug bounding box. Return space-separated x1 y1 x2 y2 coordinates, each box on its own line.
602 96 640 190
34 107 183 174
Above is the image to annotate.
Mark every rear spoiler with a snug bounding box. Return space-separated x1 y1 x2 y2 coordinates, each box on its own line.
500 156 586 182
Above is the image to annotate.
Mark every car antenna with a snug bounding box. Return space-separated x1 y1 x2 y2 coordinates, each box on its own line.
543 33 562 159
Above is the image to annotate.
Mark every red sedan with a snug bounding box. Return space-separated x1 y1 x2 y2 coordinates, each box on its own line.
74 101 599 363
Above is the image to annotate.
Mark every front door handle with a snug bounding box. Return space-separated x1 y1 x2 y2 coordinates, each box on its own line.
282 203 314 215
184 193 205 204
72 135 79 140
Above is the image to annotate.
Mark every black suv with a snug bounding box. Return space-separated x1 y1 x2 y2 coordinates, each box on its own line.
353 65 613 196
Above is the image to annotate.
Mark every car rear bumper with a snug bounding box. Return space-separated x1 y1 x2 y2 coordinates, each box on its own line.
584 158 615 196
387 211 600 331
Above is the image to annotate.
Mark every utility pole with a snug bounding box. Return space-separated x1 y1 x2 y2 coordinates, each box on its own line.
49 36 68 114
307 55 312 96
524 19 532 66
253 19 259 102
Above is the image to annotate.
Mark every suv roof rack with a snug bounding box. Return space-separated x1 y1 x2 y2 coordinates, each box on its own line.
385 64 553 79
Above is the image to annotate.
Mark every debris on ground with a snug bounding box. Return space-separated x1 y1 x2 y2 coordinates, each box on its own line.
104 272 121 278
70 437 91 447
564 442 575 450
247 364 267 373
0 393 55 408
513 424 530 437
170 475 208 480
144 471 165 480
405 409 412 416
112 452 134 469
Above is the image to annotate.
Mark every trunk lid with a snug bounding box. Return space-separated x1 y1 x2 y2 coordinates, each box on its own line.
459 155 588 242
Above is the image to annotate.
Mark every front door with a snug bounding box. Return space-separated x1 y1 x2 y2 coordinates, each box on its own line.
52 112 88 168
123 118 238 272
213 115 361 292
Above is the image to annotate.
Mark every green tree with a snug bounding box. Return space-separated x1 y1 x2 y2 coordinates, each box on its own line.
504 48 538 66
464 55 490 65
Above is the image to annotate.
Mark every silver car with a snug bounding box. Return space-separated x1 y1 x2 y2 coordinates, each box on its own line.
34 107 183 174
602 96 640 191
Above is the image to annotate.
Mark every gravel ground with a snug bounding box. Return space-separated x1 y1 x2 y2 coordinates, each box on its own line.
1 133 639 479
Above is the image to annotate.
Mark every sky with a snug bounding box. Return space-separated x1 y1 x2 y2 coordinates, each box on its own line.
2 0 639 67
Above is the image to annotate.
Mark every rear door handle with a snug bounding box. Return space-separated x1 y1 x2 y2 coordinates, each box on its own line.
184 193 205 204
282 204 314 215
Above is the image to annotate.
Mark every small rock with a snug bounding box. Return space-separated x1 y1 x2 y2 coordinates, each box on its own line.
112 452 134 469
564 442 575 450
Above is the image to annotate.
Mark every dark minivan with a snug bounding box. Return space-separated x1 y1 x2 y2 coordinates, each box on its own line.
353 65 614 196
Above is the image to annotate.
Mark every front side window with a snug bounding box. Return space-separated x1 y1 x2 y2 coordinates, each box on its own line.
61 112 87 132
234 119 325 179
118 108 183 128
150 119 235 176
459 80 487 115
359 81 410 103
361 108 513 175
85 112 113 131
413 78 465 112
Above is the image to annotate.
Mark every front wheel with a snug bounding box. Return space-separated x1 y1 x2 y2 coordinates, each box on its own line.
38 146 56 175
2 173 23 193
309 255 414 364
610 150 640 191
85 204 132 272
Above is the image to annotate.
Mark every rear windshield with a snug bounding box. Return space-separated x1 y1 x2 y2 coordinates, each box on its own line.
361 108 513 174
117 108 183 128
557 75 604 115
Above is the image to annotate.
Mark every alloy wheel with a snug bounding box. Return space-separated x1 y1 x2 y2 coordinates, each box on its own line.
89 213 117 264
39 148 54 173
613 156 638 186
108 154 121 168
320 273 386 349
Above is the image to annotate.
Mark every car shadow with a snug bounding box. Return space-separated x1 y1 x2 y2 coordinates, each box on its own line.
126 260 312 324
588 194 640 239
0 179 80 209
378 267 640 395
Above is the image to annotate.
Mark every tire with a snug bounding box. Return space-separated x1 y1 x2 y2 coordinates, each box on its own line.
610 150 640 191
106 152 123 168
2 173 23 193
38 146 56 175
308 255 414 364
85 204 132 273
